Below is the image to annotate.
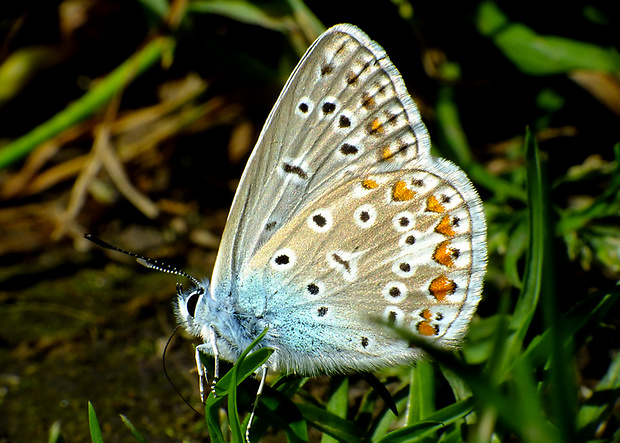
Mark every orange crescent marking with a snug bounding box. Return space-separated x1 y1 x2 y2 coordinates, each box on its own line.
418 321 438 336
433 240 455 267
362 179 378 189
392 180 415 201
429 275 456 301
426 195 445 213
435 215 456 237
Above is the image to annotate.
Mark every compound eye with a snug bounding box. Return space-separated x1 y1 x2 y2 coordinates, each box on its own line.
186 292 199 317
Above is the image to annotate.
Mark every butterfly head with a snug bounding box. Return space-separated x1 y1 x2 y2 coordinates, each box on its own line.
174 280 212 339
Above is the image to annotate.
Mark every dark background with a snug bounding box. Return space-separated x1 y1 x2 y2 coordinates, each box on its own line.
1 1 618 441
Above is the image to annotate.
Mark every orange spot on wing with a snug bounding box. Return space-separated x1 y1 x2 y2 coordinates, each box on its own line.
392 180 415 201
361 92 375 110
429 275 456 301
362 179 378 189
421 309 433 320
368 118 384 135
435 215 456 236
433 241 456 267
426 195 445 213
418 322 437 336
382 146 392 159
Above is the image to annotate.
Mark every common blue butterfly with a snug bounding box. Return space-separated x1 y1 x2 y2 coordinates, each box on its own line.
173 24 487 402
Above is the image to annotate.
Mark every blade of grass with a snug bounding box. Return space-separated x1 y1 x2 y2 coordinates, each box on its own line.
577 350 620 438
476 1 620 75
296 403 367 443
408 361 435 425
204 334 272 442
250 386 309 442
0 36 175 169
322 375 349 443
47 421 62 443
557 142 620 234
370 395 408 440
517 289 620 398
375 398 473 443
509 357 561 443
188 1 291 32
88 402 103 443
362 373 398 416
526 128 577 441
435 85 527 202
228 328 271 443
502 128 545 374
119 415 148 443
502 213 529 288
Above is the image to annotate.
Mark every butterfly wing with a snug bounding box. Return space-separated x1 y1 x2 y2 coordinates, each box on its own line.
211 24 434 298
211 24 486 374
240 164 486 374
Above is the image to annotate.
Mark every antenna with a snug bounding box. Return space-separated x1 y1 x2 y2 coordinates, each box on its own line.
84 234 201 287
163 326 203 416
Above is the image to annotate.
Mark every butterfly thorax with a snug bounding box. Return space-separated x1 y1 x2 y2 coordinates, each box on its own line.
174 280 272 365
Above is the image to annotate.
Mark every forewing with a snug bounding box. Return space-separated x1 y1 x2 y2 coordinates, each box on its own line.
211 24 432 297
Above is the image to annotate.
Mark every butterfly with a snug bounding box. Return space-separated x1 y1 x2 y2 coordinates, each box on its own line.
172 23 487 401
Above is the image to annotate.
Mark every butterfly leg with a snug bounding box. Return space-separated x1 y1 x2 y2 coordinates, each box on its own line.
245 364 268 443
194 345 209 403
209 325 220 397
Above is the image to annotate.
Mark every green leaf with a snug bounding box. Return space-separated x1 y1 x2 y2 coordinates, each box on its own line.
250 386 309 442
408 361 435 425
119 415 148 443
204 330 272 443
322 376 349 443
376 399 473 442
296 402 367 442
0 37 175 168
476 2 620 75
502 128 545 372
47 421 63 443
435 85 527 202
88 402 104 443
188 1 292 32
577 351 620 437
229 328 272 442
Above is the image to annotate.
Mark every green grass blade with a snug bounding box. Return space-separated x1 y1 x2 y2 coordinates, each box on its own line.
557 142 620 234
577 350 620 437
297 402 367 442
375 398 473 443
47 421 63 443
476 2 620 75
204 331 272 442
322 376 349 443
229 328 271 443
205 395 226 443
88 402 104 443
361 372 398 417
211 347 273 396
250 386 309 442
503 128 545 371
518 289 620 392
188 1 291 32
119 415 148 443
502 213 528 287
0 36 175 169
526 128 578 441
435 85 527 202
370 396 408 440
408 361 435 424
509 357 562 443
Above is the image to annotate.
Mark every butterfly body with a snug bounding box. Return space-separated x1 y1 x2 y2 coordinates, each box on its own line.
174 24 486 380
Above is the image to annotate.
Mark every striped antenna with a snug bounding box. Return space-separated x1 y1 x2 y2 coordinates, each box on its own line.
84 234 200 287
